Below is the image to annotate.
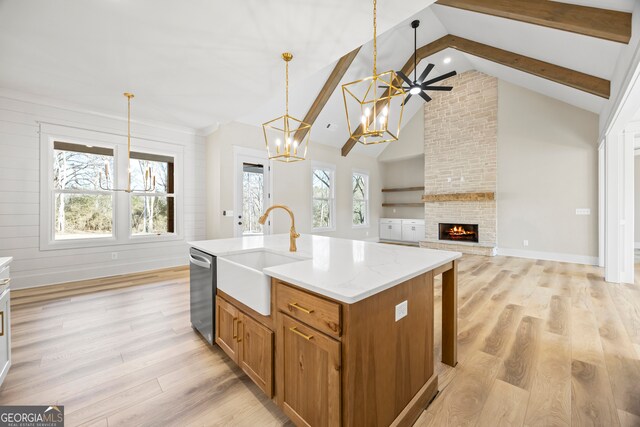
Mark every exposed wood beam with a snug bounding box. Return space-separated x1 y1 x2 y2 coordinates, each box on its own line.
341 34 610 156
292 46 361 144
436 0 631 44
448 35 610 98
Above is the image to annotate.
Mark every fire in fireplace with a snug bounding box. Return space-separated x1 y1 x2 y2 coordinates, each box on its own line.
439 223 479 243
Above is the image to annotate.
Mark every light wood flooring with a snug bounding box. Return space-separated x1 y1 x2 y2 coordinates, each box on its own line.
1 256 639 426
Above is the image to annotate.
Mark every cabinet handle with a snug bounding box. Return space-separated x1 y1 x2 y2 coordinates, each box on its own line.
0 279 9 286
288 302 314 314
237 320 243 342
289 327 313 340
232 317 238 339
0 311 4 337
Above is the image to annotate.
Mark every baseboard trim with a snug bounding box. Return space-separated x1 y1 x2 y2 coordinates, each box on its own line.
496 248 599 266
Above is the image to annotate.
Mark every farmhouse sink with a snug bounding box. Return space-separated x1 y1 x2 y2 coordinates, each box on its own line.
217 249 304 315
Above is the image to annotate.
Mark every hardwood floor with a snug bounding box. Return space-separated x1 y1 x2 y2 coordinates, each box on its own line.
1 256 639 426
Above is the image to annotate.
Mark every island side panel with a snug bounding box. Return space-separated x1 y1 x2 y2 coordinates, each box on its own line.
341 271 435 426
441 259 458 367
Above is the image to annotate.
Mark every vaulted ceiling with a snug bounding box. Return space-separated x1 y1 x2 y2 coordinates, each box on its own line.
0 0 637 158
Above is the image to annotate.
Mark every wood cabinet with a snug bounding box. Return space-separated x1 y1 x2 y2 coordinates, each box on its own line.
278 314 341 427
215 296 274 397
239 314 273 396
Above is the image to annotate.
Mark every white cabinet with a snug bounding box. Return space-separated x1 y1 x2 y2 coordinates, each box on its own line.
0 260 11 387
380 219 424 242
379 219 402 241
401 220 425 243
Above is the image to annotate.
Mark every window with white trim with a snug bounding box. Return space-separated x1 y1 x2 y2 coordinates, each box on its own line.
53 142 114 240
312 164 335 231
352 171 369 227
129 152 176 236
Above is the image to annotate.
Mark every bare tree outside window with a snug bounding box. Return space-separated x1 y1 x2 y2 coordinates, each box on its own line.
352 172 368 226
53 143 114 240
130 154 174 236
312 167 334 229
242 164 264 235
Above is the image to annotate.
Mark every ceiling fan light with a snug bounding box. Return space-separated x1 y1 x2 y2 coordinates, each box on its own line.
443 57 452 64
409 86 421 95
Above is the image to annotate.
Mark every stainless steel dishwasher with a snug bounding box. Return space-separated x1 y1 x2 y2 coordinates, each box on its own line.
189 248 216 345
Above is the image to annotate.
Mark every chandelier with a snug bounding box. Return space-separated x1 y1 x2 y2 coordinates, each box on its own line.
262 53 311 162
341 0 405 145
100 93 156 192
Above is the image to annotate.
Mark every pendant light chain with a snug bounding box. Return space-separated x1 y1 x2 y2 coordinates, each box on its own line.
127 94 131 192
285 57 289 116
373 0 377 76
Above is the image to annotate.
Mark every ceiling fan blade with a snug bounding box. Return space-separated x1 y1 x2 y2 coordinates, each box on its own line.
396 71 414 86
422 85 454 91
416 63 435 84
423 70 457 86
402 93 413 106
418 91 432 103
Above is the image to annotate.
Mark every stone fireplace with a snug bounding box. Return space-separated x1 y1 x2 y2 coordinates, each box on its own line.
420 71 497 256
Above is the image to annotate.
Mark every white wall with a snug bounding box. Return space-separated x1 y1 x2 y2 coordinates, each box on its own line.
378 106 424 162
206 121 381 240
0 93 206 289
497 81 599 262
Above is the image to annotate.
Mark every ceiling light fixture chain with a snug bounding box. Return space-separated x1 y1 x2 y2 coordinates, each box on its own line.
99 93 156 193
373 0 377 76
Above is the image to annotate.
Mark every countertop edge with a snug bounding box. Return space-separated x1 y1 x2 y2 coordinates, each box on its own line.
264 253 461 304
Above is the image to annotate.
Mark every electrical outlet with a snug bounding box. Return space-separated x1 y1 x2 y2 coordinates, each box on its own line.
523 240 529 247
447 177 452 183
575 208 591 216
395 301 408 321
393 209 396 213
111 252 118 260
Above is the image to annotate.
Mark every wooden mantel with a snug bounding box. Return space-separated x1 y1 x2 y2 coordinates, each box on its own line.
422 192 495 202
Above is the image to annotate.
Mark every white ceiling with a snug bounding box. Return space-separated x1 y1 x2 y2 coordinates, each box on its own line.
0 0 433 131
0 0 634 156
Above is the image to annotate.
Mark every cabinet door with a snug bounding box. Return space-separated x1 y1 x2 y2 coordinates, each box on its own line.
215 296 240 362
379 223 393 240
401 224 414 242
279 314 340 427
239 314 274 397
390 224 403 241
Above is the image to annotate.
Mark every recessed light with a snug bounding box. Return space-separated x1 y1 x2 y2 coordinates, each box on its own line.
443 57 452 64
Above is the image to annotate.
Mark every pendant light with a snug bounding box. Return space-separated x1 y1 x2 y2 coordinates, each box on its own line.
262 53 311 162
99 93 156 193
341 0 406 146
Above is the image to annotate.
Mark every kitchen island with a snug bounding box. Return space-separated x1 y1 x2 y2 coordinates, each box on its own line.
190 234 460 426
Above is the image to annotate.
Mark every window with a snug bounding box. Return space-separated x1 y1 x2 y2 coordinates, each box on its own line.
352 171 369 227
130 152 176 236
53 142 114 240
312 164 335 231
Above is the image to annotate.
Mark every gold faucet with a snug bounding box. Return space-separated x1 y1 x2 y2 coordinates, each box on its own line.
258 205 300 252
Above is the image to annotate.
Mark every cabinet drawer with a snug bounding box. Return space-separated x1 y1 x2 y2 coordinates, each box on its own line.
276 282 341 337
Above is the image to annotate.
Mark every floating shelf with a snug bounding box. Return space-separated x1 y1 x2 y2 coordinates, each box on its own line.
381 186 425 193
382 203 424 207
422 192 495 202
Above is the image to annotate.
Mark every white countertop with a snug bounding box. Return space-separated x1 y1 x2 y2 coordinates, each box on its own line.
0 258 12 270
189 235 461 304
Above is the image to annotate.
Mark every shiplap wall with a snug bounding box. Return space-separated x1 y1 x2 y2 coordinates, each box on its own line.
0 93 206 289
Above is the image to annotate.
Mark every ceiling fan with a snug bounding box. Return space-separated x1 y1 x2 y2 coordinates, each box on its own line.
383 20 457 105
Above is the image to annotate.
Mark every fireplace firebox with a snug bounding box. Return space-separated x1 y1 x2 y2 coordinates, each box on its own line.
439 223 479 243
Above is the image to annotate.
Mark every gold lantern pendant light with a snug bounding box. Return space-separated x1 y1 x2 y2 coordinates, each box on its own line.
262 53 311 162
99 93 156 192
341 0 406 145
